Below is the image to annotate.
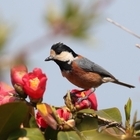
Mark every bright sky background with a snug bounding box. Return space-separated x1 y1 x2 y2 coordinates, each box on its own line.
0 0 140 122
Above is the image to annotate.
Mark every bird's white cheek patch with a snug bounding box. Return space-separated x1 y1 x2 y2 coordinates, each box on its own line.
55 52 75 62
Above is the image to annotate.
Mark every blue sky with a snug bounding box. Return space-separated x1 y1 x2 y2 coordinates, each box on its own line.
0 0 140 122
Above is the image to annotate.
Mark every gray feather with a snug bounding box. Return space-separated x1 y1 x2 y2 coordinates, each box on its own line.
74 57 116 79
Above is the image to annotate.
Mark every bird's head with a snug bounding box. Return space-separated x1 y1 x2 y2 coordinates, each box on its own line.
45 42 78 63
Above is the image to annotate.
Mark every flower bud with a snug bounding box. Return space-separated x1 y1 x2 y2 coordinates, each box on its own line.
10 64 28 98
10 64 28 86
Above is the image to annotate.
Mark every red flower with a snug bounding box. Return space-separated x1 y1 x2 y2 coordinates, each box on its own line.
10 64 28 86
36 111 48 129
56 107 72 121
70 89 98 110
22 68 47 99
36 104 72 130
0 82 17 105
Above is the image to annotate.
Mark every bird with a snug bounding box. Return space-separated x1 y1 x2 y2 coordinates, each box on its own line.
45 42 134 99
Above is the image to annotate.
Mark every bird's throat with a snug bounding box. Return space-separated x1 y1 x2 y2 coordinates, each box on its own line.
54 60 72 71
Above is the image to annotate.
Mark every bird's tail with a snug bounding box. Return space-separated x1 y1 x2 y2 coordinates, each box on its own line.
112 80 135 88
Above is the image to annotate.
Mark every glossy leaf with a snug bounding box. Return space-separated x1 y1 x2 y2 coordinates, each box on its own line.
76 108 121 131
77 106 122 123
96 107 122 122
58 131 82 140
22 105 35 127
58 130 120 140
82 129 120 140
77 108 95 114
76 113 98 131
96 107 122 135
0 102 28 140
29 116 38 128
8 128 45 140
125 98 132 121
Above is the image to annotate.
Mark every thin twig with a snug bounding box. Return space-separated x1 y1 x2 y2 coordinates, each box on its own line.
107 18 140 39
136 44 140 49
97 115 126 134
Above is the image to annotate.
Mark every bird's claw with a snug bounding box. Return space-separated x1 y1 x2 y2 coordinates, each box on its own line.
77 96 89 103
77 88 95 103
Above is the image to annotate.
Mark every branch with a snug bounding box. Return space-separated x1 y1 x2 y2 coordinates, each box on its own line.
106 18 140 39
77 112 126 134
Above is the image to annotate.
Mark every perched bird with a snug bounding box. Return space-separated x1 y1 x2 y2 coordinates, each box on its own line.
45 42 135 92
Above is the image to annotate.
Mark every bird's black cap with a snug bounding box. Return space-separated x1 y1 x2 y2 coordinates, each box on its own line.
51 42 78 57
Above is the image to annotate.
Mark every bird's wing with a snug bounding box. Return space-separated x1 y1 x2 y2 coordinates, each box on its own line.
74 57 116 79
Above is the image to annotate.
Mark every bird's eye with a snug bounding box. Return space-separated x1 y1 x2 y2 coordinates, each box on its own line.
55 49 62 55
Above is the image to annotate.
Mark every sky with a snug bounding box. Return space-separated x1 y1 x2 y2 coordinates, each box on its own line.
0 0 140 122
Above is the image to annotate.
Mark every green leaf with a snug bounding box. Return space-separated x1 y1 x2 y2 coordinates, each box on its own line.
75 109 97 131
96 107 122 135
75 108 121 132
77 108 122 122
58 131 82 140
125 98 132 121
76 116 98 131
96 107 122 122
0 102 28 140
7 128 45 140
77 108 95 114
29 116 38 128
82 129 121 140
58 130 120 140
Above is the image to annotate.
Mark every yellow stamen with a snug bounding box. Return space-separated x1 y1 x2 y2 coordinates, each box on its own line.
29 77 40 90
81 92 85 97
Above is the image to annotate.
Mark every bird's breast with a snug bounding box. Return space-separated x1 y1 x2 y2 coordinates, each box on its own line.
61 62 102 89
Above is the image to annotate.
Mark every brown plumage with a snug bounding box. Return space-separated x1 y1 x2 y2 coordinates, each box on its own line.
62 61 102 89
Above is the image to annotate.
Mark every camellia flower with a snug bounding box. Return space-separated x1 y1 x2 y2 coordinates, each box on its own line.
36 108 72 129
10 64 28 86
56 107 72 121
70 89 98 110
22 68 47 100
36 111 48 129
0 82 17 105
36 104 72 130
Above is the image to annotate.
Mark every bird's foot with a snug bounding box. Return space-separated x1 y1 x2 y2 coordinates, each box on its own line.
77 88 95 103
77 96 89 103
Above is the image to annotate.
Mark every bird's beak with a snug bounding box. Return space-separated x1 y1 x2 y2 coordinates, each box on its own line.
44 56 54 61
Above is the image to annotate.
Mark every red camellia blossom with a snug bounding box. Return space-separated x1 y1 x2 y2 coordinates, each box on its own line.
56 107 72 121
22 68 47 99
36 111 48 129
0 82 17 105
36 106 72 129
70 89 98 110
10 64 28 86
